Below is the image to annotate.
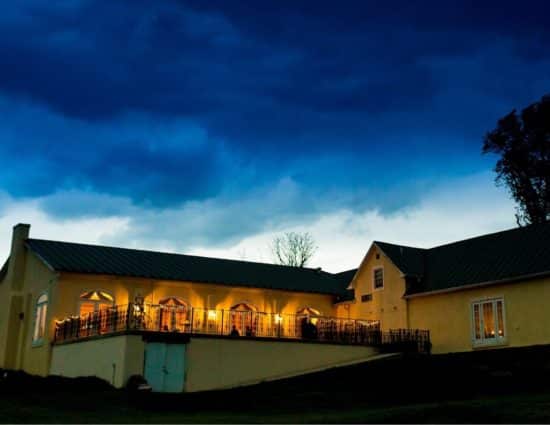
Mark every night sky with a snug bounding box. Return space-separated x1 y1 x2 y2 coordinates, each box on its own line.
0 1 548 270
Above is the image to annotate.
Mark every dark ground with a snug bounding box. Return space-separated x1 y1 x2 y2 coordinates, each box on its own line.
3 345 550 423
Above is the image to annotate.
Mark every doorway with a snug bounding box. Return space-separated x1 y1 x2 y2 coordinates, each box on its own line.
144 342 186 392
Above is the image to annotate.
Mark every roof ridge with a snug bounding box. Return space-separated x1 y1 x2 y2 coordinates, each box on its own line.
373 240 426 251
334 268 358 275
26 238 331 275
427 222 549 251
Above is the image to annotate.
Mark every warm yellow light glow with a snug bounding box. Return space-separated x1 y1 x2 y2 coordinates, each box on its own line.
310 318 318 325
208 310 217 320
275 314 283 323
89 292 101 301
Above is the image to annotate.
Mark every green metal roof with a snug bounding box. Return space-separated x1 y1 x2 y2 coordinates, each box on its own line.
375 222 550 296
25 239 347 296
333 269 357 302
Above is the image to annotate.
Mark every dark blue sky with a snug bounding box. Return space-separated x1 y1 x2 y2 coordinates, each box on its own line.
0 1 548 267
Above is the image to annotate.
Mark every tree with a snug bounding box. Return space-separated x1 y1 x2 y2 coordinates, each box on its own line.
271 232 317 267
483 94 550 226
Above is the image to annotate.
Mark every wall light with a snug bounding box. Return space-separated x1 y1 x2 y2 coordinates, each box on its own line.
208 310 217 320
275 314 283 324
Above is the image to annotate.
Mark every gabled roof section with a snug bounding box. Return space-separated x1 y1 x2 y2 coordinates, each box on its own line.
376 222 550 296
333 268 357 302
373 242 425 277
25 239 344 296
334 268 358 288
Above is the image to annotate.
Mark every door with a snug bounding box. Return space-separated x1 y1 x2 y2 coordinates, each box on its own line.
163 344 185 392
144 343 186 392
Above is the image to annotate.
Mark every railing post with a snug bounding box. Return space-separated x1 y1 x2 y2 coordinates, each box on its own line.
190 307 194 335
126 303 132 330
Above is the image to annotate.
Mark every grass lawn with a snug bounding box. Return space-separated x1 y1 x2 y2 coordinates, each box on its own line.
3 347 550 423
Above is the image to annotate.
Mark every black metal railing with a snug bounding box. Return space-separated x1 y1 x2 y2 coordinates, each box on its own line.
54 303 430 353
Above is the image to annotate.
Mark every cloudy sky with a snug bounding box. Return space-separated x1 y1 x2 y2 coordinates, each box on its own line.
0 1 548 271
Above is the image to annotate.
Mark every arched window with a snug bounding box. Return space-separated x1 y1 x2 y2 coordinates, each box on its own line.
33 293 48 343
159 297 189 332
230 302 257 337
79 291 114 317
297 307 321 316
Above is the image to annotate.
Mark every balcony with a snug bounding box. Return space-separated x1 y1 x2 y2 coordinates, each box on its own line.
54 303 430 353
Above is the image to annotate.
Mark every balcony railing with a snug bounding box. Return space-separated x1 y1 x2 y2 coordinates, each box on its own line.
54 303 430 353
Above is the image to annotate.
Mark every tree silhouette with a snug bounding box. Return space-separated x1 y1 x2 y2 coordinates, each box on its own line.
271 232 317 267
483 94 550 226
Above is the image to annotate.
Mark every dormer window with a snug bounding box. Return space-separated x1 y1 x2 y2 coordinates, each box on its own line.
373 267 384 290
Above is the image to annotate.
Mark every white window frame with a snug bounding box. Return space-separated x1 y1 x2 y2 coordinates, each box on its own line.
471 297 507 347
372 267 384 291
32 292 48 346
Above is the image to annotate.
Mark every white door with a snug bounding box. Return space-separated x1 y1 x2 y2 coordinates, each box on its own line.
144 343 186 392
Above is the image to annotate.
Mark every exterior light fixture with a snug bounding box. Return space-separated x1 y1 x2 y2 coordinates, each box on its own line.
208 310 217 320
275 314 283 324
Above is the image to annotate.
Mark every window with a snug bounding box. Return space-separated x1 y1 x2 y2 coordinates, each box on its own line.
230 302 258 336
33 293 48 344
472 298 506 346
373 268 384 290
79 291 115 333
361 294 373 302
159 297 189 332
79 291 114 316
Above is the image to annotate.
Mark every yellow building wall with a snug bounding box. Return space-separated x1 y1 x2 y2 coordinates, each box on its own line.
408 276 550 354
50 335 145 388
185 337 379 392
55 272 337 318
0 277 11 368
2 252 58 376
336 246 408 329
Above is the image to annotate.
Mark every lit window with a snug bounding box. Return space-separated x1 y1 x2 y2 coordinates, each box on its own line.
33 293 48 343
159 297 189 332
472 298 506 346
79 291 114 316
373 268 384 290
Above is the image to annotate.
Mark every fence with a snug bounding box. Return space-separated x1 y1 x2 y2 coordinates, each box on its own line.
54 303 430 353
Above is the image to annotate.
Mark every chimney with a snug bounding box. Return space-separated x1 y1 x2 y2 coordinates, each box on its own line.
7 223 30 290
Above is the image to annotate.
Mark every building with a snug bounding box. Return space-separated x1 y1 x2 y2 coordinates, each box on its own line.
0 222 549 392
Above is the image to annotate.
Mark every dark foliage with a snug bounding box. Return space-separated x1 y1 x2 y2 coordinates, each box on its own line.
483 94 550 226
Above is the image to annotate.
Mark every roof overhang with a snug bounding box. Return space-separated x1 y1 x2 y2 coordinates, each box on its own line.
404 270 550 299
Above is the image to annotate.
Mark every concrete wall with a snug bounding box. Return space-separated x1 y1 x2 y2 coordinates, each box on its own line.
336 245 408 329
408 276 550 354
50 335 145 388
185 337 378 392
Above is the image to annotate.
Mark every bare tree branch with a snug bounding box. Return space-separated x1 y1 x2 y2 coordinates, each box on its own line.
270 232 317 267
